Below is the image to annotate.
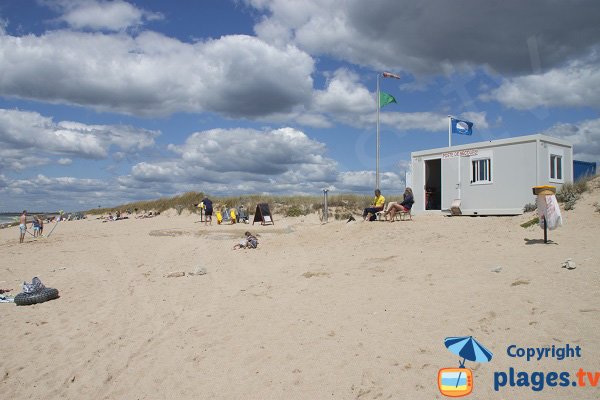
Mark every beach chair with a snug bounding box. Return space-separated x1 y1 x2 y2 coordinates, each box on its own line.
377 204 412 221
398 208 412 221
222 208 231 222
237 206 249 223
375 203 389 221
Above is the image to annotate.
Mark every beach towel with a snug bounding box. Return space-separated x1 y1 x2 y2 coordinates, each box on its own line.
0 295 14 303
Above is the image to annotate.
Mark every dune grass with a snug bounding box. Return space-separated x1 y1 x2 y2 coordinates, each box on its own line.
556 174 594 210
85 191 373 218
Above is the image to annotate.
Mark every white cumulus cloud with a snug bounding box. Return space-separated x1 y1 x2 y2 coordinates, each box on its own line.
0 29 314 118
47 0 163 31
0 108 159 171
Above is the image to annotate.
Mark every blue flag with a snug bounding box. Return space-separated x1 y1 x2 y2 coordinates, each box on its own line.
451 118 473 135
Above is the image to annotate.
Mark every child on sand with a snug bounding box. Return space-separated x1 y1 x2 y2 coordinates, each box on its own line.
233 231 258 250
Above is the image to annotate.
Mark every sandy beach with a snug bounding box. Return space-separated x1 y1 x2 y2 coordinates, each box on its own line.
1 188 599 399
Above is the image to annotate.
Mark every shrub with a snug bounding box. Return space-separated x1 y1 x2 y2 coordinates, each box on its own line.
523 203 537 212
334 211 354 221
556 179 589 211
285 205 308 217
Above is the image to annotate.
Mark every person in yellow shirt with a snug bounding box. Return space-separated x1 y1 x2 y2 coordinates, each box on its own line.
363 189 385 221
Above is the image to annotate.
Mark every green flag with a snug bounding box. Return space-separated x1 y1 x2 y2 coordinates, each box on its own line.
379 91 397 108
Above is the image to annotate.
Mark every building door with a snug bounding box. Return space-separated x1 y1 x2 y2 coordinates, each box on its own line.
443 156 460 210
425 159 441 210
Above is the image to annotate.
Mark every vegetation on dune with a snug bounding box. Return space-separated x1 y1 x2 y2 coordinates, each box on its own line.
521 174 598 225
84 191 372 218
555 175 592 210
80 174 598 218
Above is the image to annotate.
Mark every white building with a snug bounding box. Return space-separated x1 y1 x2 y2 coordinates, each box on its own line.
407 134 573 215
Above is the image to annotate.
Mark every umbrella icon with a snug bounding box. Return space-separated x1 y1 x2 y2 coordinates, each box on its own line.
444 336 493 389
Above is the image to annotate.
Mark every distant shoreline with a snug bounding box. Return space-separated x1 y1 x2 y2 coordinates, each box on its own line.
0 213 60 229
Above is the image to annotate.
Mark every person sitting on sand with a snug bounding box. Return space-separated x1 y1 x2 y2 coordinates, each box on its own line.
233 231 258 250
363 189 385 221
383 187 414 221
229 208 237 224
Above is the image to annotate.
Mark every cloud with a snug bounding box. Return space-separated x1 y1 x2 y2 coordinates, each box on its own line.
0 125 412 211
482 57 600 109
248 0 600 76
307 68 490 132
129 126 408 196
44 0 163 31
1 174 105 210
312 69 373 115
0 108 158 171
156 126 338 181
0 29 314 118
541 118 600 162
337 170 404 192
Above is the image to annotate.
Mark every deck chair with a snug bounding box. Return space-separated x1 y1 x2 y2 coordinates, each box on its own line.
398 208 412 221
237 206 249 223
378 203 412 221
222 208 231 222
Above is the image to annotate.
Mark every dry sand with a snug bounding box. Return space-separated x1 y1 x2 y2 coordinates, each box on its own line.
1 187 599 399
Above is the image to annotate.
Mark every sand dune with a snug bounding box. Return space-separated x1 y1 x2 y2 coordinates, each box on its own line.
1 186 599 399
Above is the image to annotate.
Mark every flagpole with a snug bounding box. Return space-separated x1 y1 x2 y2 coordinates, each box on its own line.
448 115 452 147
376 73 381 190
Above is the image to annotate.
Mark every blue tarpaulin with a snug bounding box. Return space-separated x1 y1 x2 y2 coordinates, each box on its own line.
573 160 596 181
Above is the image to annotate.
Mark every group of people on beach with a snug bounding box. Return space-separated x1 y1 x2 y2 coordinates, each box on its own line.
197 197 249 226
18 210 45 243
362 187 414 222
196 197 257 249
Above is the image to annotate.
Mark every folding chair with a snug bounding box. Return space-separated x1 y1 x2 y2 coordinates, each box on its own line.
375 203 389 221
399 209 412 221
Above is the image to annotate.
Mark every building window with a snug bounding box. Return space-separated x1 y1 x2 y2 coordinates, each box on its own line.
471 158 492 183
550 154 563 181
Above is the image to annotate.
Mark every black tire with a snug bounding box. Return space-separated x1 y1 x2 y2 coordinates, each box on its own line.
14 288 59 306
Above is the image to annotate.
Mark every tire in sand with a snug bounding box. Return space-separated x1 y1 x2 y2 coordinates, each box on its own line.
14 288 60 306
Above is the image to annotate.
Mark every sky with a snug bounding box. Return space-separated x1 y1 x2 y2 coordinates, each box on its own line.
1 0 599 212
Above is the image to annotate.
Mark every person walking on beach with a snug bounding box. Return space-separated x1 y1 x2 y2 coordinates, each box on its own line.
38 215 44 236
19 210 27 243
32 216 40 237
363 189 385 221
201 197 213 225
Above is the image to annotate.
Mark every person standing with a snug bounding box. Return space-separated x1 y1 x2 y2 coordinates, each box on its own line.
201 197 213 225
19 210 27 243
38 215 44 236
32 216 40 237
